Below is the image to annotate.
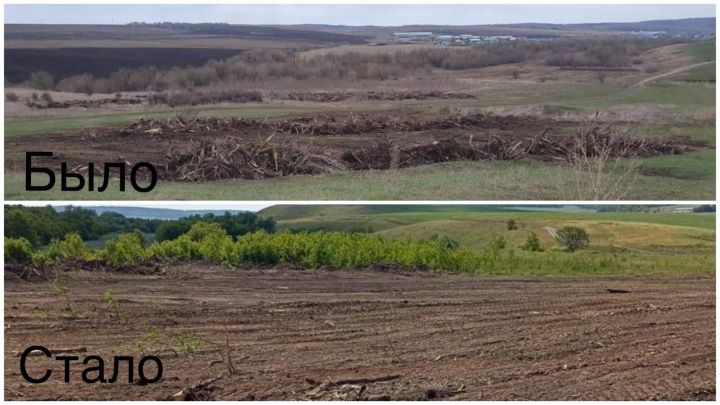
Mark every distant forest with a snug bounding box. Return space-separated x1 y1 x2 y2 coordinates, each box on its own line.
4 205 276 247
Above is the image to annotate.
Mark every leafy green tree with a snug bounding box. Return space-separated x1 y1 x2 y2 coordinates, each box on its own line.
47 233 89 260
103 233 145 266
5 237 34 263
556 227 590 252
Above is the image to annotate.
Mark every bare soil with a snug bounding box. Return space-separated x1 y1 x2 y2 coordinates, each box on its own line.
4 264 715 400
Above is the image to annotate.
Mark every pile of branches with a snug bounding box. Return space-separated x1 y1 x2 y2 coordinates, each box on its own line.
279 91 477 102
156 123 703 181
160 136 347 181
269 112 539 135
114 112 543 138
564 123 687 160
4 258 161 282
342 137 525 170
147 89 262 107
343 129 700 170
27 96 144 109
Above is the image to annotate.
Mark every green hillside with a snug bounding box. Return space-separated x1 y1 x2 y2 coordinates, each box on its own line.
258 205 715 253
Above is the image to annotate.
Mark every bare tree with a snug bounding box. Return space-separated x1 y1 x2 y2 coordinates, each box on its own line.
561 112 641 200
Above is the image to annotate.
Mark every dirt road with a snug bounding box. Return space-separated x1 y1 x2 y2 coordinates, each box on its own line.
4 264 715 400
631 61 714 88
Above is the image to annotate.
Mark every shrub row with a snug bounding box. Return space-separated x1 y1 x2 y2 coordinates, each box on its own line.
6 222 504 272
6 222 712 277
41 38 673 93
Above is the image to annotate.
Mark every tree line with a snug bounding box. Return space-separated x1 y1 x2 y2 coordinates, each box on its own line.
4 205 275 247
21 37 674 94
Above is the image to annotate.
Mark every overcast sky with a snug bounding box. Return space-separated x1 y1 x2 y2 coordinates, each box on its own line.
5 4 716 26
19 202 272 212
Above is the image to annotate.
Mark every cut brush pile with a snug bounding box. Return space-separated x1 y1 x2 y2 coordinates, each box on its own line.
161 135 346 181
159 125 701 181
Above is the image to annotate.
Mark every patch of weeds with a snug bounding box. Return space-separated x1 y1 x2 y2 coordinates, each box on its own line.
177 333 217 355
102 290 120 316
134 327 170 356
133 328 219 356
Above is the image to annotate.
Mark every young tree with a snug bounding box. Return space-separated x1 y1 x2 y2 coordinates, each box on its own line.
556 226 589 252
4 237 33 263
523 232 542 252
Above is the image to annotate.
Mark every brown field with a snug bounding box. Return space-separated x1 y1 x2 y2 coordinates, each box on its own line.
4 264 715 400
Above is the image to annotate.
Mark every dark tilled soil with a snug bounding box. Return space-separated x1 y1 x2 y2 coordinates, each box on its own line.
4 264 715 400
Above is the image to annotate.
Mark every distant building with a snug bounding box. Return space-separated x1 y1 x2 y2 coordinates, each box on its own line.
392 32 517 46
393 32 434 43
672 207 694 213
631 30 668 39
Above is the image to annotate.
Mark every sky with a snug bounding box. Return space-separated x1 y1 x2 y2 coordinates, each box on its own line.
4 4 716 26
21 202 272 212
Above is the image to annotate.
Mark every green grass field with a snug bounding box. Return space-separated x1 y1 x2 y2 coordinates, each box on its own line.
688 39 716 63
7 149 714 200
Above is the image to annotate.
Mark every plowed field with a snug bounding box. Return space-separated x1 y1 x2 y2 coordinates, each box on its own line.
4 264 715 400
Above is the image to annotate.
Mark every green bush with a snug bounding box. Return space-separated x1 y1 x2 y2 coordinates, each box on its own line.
507 219 518 230
556 226 590 252
47 232 90 260
4 237 33 263
430 234 460 250
488 236 506 251
102 232 145 266
523 232 543 252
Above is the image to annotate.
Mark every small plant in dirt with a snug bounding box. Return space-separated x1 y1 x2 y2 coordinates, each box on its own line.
177 333 211 355
5 92 19 102
556 226 590 252
523 232 543 252
40 92 53 103
506 219 518 231
50 277 77 317
134 327 168 356
103 290 120 315
5 237 33 263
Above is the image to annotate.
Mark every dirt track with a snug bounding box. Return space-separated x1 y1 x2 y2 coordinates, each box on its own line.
631 61 714 88
4 264 715 400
